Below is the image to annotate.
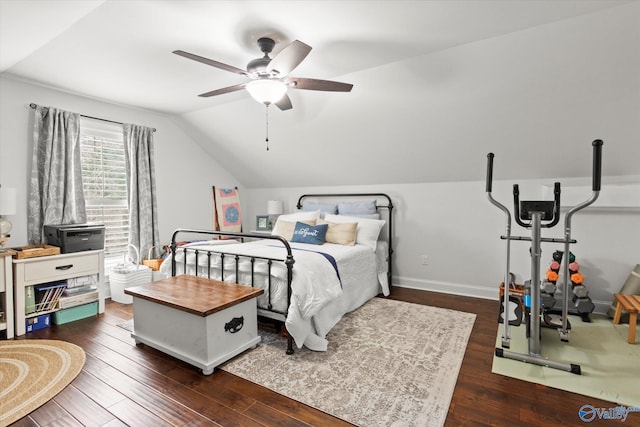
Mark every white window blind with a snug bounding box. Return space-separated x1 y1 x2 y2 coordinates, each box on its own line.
79 118 128 267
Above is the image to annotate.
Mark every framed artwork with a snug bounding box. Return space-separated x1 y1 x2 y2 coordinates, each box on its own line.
256 215 270 231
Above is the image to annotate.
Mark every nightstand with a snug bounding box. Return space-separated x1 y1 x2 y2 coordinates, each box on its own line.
0 251 15 339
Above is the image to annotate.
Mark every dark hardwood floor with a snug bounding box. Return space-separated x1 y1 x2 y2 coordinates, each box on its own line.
10 287 637 427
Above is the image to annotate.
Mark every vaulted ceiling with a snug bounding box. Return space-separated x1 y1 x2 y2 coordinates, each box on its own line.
1 1 637 188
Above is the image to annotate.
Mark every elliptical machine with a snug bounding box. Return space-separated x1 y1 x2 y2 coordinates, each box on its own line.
486 140 603 375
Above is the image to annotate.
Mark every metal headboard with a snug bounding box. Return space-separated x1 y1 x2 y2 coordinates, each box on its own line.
296 193 394 286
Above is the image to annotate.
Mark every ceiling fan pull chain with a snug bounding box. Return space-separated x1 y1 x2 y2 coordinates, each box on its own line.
265 104 270 151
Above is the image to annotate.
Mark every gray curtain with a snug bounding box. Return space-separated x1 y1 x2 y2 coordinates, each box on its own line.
123 123 160 260
28 106 86 244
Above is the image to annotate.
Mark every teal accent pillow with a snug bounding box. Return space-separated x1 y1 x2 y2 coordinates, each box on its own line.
291 221 328 245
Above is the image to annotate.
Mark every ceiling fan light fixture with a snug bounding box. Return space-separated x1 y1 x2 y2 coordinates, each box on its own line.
246 79 287 105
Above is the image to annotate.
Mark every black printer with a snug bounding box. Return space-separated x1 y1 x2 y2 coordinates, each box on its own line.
44 223 105 253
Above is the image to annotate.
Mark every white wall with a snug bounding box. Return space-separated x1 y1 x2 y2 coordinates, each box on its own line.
244 178 640 314
0 76 243 248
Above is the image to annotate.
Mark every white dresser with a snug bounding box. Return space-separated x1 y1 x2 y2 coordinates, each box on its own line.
13 250 105 336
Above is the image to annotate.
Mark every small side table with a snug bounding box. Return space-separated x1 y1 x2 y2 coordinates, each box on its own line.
613 294 640 344
125 275 263 374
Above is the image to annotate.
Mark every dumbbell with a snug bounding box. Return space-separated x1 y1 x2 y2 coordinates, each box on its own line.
569 261 579 274
542 294 557 310
572 295 595 313
571 272 584 286
552 251 564 262
541 281 557 295
572 285 589 299
546 270 559 283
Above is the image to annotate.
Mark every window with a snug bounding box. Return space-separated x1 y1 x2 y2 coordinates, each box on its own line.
79 118 128 270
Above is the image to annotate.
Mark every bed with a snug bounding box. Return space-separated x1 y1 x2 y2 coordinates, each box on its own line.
160 193 394 354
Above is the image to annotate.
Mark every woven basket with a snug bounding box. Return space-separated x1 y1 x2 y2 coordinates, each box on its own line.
142 246 164 271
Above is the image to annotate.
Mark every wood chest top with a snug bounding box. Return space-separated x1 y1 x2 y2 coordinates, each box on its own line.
125 275 263 317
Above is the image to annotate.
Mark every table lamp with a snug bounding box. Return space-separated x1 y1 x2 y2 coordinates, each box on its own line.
267 200 283 230
0 186 17 251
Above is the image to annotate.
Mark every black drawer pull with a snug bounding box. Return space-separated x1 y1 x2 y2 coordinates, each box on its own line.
55 264 73 270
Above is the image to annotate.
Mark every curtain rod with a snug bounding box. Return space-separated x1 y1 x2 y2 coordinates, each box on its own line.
29 103 156 132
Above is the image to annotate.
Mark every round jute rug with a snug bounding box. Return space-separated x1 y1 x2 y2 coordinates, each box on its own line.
0 339 85 427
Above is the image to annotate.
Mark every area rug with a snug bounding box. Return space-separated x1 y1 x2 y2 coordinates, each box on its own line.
0 339 86 426
492 314 640 407
221 297 476 427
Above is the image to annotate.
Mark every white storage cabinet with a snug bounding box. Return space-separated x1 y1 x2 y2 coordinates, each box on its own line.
13 250 105 336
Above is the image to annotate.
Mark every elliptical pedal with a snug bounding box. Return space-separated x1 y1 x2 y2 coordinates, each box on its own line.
542 312 571 331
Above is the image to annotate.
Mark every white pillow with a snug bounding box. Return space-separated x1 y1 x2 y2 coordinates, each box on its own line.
272 210 320 235
346 213 380 219
324 213 385 251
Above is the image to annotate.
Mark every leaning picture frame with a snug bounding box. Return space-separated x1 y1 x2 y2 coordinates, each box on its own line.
256 215 270 231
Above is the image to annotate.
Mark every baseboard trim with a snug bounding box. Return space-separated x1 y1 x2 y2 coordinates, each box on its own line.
392 276 612 315
392 276 496 300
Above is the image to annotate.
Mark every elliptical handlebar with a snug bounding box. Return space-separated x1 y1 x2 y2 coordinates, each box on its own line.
485 151 513 350
486 153 495 193
512 182 561 228
485 151 511 221
592 139 603 192
487 140 604 230
565 139 604 219
564 139 604 221
513 184 522 227
547 182 562 228
486 140 602 199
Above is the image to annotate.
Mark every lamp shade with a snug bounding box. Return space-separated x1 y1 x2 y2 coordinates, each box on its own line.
246 80 287 105
267 200 283 215
0 187 17 215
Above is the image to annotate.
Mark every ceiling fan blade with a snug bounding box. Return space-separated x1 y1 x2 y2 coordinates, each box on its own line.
173 50 247 75
275 94 293 111
287 77 353 92
266 40 312 76
198 83 247 98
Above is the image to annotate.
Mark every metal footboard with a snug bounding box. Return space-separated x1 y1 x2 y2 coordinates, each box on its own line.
169 228 296 354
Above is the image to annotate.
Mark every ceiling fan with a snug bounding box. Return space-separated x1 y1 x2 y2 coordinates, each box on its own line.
173 37 353 111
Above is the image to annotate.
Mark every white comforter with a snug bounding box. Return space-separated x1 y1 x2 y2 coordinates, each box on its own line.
160 239 384 351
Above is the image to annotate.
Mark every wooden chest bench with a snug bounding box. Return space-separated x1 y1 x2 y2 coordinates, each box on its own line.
125 275 263 374
612 293 640 344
